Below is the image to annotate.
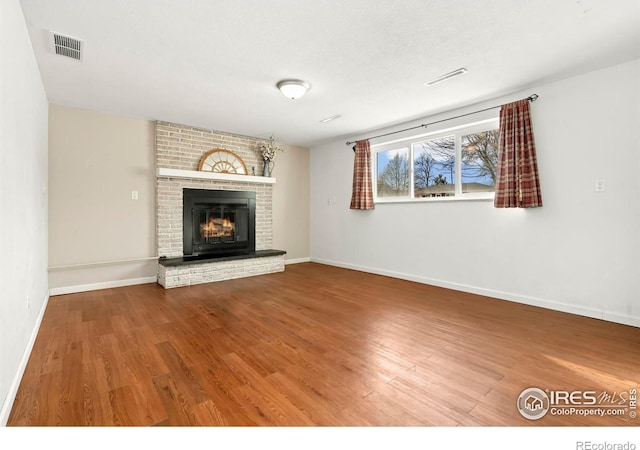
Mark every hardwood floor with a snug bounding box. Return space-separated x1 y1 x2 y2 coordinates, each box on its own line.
8 263 640 426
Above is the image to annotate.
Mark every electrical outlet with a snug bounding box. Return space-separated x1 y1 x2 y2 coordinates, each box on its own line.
594 179 606 192
131 190 139 200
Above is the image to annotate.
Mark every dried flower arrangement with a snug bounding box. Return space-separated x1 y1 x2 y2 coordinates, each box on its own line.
258 135 283 162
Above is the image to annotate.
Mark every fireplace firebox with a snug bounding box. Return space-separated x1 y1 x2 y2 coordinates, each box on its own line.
183 189 255 257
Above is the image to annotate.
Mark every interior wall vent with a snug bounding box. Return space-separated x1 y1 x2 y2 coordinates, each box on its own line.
51 32 83 61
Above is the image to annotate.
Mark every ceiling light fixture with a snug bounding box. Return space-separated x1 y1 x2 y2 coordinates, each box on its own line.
424 68 468 86
277 79 311 99
319 114 341 123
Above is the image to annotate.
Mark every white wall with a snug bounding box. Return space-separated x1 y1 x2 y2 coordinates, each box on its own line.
0 0 49 425
273 144 311 263
310 59 640 327
48 105 157 293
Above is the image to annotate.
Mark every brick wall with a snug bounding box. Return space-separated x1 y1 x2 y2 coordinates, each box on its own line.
156 121 263 173
155 121 273 258
158 255 284 288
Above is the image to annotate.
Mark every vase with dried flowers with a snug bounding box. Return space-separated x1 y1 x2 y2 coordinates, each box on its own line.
258 135 282 177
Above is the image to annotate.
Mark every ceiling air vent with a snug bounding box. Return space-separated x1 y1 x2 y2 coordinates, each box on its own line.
51 32 83 61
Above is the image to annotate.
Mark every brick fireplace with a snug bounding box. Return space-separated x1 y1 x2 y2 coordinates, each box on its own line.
155 121 285 288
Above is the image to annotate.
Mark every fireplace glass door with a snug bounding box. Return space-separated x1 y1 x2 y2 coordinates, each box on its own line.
183 189 256 257
193 206 248 246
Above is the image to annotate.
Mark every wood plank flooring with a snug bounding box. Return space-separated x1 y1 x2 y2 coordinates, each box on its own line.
8 263 640 426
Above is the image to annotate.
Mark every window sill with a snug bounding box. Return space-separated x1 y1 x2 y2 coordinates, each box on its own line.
375 194 494 204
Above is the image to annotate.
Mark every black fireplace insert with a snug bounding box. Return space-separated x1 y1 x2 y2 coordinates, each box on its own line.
183 189 255 257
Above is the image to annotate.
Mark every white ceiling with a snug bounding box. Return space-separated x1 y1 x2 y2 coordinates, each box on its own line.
19 0 640 147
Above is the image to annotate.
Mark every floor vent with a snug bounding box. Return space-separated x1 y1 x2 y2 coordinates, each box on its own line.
51 33 82 61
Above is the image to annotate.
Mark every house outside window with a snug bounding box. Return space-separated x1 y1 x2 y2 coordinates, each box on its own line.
373 119 499 202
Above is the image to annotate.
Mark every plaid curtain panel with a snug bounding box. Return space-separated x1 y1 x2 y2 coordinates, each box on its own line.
494 99 543 208
350 139 374 210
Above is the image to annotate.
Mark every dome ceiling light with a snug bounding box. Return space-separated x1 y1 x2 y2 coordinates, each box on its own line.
277 79 311 100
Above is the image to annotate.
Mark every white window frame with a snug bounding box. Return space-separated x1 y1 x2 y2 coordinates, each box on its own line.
372 118 499 204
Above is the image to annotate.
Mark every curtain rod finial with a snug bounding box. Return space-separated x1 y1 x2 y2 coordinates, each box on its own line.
529 94 539 102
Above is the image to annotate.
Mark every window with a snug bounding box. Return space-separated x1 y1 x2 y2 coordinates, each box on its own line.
413 136 455 198
373 120 499 202
376 147 409 198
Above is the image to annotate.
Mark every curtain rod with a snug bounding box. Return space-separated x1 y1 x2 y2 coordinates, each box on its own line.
347 94 539 146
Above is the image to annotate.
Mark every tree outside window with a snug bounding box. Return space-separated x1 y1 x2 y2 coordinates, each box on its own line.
377 148 409 197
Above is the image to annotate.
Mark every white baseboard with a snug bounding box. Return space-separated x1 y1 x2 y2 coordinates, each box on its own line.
49 261 311 294
285 257 311 265
49 276 157 296
310 258 640 328
0 290 50 426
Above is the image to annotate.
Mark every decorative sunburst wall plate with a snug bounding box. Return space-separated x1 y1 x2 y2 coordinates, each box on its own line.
198 149 248 175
